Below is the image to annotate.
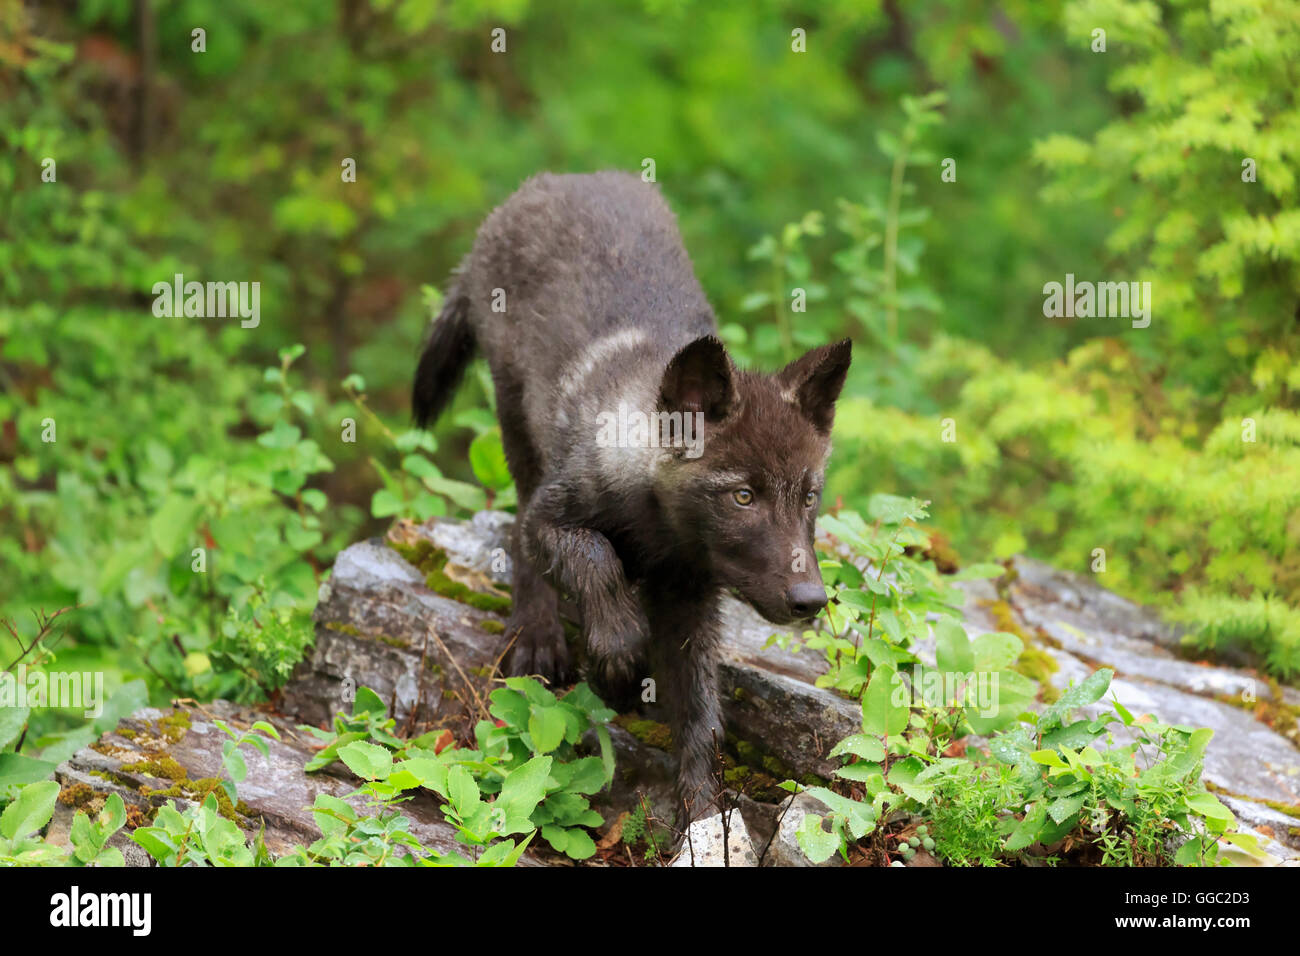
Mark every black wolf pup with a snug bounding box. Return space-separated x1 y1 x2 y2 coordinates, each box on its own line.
413 171 850 820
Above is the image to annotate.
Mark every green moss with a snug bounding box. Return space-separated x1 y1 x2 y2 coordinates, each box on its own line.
116 727 138 740
1204 780 1300 819
723 734 826 802
142 776 254 823
155 710 192 743
425 565 513 613
326 620 408 648
723 765 751 787
58 783 97 807
121 755 189 781
390 538 441 574
478 619 506 635
614 714 673 750
389 538 513 614
733 739 762 766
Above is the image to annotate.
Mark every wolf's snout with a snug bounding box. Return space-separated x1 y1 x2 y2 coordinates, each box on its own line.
785 581 828 619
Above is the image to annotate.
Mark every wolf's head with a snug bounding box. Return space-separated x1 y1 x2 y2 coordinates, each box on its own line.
653 335 851 625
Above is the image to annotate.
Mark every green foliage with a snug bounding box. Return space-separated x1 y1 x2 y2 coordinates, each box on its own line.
1038 0 1300 398
0 782 128 867
297 679 615 863
831 337 1300 677
934 673 1263 867
785 515 1263 867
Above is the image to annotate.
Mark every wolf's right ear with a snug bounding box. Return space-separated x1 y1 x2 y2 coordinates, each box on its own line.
777 338 852 434
660 336 737 422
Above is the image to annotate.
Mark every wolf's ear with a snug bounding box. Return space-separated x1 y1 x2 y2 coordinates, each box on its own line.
777 339 852 433
660 336 737 422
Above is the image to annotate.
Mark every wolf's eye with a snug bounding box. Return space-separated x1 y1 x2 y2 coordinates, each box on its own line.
804 491 818 508
732 488 754 506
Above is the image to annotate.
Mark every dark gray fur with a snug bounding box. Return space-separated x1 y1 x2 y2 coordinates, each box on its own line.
414 171 850 821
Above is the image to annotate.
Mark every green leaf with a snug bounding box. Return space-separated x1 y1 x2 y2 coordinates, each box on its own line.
0 705 30 751
1005 802 1047 852
948 563 1007 582
934 618 974 675
829 734 886 762
1047 792 1087 824
971 632 1023 670
447 765 481 814
310 794 356 837
0 754 57 790
497 755 552 821
861 664 909 737
1184 792 1234 823
150 494 201 555
795 813 842 863
468 429 512 491
0 780 59 840
563 757 608 795
595 725 616 787
559 827 597 860
528 705 567 755
337 741 393 781
886 756 933 803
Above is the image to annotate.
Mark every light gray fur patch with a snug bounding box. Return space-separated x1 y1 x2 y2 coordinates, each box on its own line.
588 380 666 488
555 328 649 402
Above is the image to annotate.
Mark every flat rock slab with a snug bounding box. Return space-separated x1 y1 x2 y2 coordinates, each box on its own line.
49 700 545 866
1003 560 1300 835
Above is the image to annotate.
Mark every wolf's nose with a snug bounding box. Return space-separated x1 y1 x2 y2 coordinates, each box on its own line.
786 582 828 619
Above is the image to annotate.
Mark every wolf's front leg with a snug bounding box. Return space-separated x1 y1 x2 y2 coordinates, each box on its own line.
647 587 725 827
520 483 648 689
501 519 572 683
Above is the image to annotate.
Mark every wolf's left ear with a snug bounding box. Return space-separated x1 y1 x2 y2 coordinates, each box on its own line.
660 335 737 422
777 339 852 433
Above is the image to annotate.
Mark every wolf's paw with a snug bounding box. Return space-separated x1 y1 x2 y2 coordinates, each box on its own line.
501 613 573 686
582 602 649 699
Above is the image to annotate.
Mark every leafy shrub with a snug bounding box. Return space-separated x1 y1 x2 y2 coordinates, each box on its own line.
784 506 1265 867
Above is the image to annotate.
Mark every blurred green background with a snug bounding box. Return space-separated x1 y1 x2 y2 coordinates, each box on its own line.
2 0 1298 773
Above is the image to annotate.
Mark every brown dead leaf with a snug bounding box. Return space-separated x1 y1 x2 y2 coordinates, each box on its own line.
598 812 631 850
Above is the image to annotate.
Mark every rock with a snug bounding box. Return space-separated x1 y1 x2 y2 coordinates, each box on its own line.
669 810 758 867
47 700 545 866
1010 558 1300 710
989 559 1300 811
762 792 842 867
1217 793 1300 852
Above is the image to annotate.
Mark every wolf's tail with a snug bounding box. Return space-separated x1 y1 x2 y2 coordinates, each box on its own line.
412 289 475 428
